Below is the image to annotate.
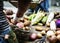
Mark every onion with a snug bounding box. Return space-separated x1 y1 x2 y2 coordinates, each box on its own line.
16 22 24 28
41 30 46 35
30 33 37 40
56 19 60 28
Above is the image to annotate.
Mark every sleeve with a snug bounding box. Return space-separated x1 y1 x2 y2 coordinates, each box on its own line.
0 0 3 13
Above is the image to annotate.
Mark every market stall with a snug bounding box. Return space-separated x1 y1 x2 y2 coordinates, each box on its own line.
3 0 60 43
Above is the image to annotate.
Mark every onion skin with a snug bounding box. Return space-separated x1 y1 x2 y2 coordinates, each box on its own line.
56 19 60 28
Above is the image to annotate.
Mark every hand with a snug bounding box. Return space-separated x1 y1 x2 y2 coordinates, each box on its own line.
9 23 13 26
11 19 15 24
5 34 9 39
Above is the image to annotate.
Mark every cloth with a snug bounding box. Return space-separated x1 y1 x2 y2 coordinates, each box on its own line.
0 0 6 22
8 29 18 43
0 27 10 43
0 27 18 43
0 0 18 43
0 0 3 12
0 0 10 31
35 0 49 13
0 21 10 31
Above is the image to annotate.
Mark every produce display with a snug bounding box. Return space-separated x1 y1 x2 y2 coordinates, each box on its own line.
23 11 60 43
5 9 60 43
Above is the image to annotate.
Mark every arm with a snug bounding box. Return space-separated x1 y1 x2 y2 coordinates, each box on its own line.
17 0 31 17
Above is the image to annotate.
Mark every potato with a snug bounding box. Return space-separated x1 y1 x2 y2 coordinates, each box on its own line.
25 26 30 30
44 27 50 32
46 30 55 37
57 34 60 41
56 30 60 35
46 22 50 27
56 28 60 30
35 26 43 31
38 23 43 26
24 20 31 26
47 35 57 43
40 30 46 35
37 33 42 38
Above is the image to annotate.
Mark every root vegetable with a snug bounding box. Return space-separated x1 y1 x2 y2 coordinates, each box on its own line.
37 33 42 38
30 33 37 40
44 27 50 32
35 26 43 31
41 30 46 35
57 34 60 41
47 30 55 37
56 30 60 35
25 27 30 30
46 22 50 27
56 28 60 30
24 20 31 26
16 22 24 28
47 35 57 43
38 23 43 26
